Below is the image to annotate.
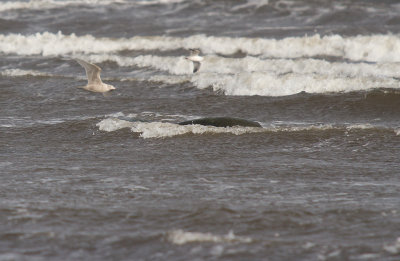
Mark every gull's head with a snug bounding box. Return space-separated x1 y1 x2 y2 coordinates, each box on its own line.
189 49 201 56
107 84 116 91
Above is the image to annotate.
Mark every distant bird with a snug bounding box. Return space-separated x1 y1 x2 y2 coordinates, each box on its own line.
185 49 203 73
75 58 115 93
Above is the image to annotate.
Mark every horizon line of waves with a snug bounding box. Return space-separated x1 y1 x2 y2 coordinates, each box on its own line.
0 0 185 12
96 118 400 139
2 32 400 62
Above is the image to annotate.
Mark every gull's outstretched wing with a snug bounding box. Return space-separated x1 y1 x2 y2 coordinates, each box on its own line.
193 61 201 73
75 58 102 85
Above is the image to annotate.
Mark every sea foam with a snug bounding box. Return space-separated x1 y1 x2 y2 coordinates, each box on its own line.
0 69 47 77
191 72 398 96
87 53 400 78
2 32 400 62
96 118 265 139
0 0 127 12
2 32 400 96
84 54 400 96
166 230 252 245
0 0 183 12
96 117 395 139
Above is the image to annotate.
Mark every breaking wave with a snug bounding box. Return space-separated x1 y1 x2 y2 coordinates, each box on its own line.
0 0 184 12
166 230 253 245
0 69 53 78
0 0 125 12
96 118 265 139
0 115 94 128
87 53 400 78
2 32 400 96
82 53 400 96
188 72 397 96
2 32 400 62
3 56 400 96
96 117 399 139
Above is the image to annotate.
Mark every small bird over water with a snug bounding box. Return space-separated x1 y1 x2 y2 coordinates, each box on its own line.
185 49 203 73
75 58 115 93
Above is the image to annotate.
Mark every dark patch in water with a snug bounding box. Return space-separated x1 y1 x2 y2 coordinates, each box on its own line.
178 117 262 127
364 88 400 104
0 18 25 32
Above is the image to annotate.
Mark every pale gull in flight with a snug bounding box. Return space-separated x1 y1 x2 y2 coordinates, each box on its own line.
75 58 115 93
185 49 203 73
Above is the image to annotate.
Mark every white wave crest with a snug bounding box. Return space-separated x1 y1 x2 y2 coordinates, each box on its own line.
83 54 400 96
87 53 400 78
0 0 185 12
191 72 399 96
166 230 252 245
96 118 264 138
0 0 184 12
135 0 186 5
2 32 400 62
3 32 400 97
0 0 128 12
231 0 271 11
96 118 395 139
0 32 128 56
5 54 400 97
0 69 51 77
0 64 190 85
384 237 400 254
0 115 93 128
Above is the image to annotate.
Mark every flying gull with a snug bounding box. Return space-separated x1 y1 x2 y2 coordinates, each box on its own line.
185 49 203 73
75 58 115 93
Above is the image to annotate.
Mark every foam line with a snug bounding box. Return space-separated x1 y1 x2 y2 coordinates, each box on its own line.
1 32 400 62
96 118 397 139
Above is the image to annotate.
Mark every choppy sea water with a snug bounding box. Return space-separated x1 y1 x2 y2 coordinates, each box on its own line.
1 0 400 260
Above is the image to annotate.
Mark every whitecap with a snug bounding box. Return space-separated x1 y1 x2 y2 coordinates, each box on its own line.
383 237 400 254
166 229 252 245
0 116 93 128
0 69 52 77
87 53 400 78
96 118 265 138
2 32 400 62
97 117 398 139
85 54 400 96
191 72 399 97
95 117 134 132
0 0 127 12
